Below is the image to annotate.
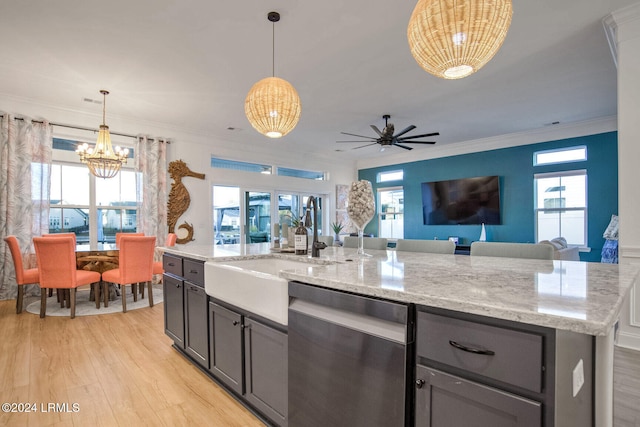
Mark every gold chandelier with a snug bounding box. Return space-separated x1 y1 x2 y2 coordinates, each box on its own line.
76 90 129 178
407 0 513 79
245 11 301 138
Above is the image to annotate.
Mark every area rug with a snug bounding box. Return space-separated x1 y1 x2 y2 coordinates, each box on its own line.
26 285 163 316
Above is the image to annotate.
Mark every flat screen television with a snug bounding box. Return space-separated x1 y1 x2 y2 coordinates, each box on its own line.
422 176 501 225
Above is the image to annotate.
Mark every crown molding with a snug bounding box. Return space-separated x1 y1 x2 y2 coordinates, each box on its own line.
356 116 617 170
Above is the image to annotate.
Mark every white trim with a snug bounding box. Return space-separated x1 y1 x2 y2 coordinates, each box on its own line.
356 116 617 170
602 14 618 68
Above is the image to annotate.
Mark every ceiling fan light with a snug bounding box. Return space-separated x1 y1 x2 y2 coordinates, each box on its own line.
407 0 513 80
245 76 301 139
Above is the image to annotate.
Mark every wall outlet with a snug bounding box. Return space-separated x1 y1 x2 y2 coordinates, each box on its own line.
572 358 585 397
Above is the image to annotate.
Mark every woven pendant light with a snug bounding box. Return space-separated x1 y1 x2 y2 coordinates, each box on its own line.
407 0 513 79
245 11 301 138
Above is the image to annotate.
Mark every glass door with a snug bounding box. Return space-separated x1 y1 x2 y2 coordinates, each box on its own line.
245 191 271 243
378 187 404 239
213 186 241 245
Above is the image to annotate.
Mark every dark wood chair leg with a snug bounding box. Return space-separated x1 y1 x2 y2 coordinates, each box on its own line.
93 282 101 309
16 285 24 314
103 282 109 308
132 283 138 302
70 288 76 319
121 285 127 313
147 281 154 307
140 282 145 299
40 288 47 318
48 288 53 297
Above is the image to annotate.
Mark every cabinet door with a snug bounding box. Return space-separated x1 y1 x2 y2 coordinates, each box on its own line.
244 318 288 426
415 366 541 427
163 274 184 347
209 301 244 394
184 282 209 368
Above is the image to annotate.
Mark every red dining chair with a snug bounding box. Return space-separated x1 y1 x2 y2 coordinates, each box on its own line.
33 236 101 319
42 232 77 244
102 235 156 313
42 233 78 299
115 232 143 247
152 233 177 276
4 236 39 314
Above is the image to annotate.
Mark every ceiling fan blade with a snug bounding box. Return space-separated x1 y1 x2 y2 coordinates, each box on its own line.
398 132 440 140
352 142 380 150
393 143 413 150
370 125 384 137
336 140 376 143
397 140 436 144
393 125 416 138
340 131 377 140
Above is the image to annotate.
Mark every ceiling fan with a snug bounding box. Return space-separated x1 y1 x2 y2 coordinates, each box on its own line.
337 114 439 151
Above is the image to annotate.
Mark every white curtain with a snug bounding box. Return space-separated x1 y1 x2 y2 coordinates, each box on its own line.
135 135 168 251
0 115 52 300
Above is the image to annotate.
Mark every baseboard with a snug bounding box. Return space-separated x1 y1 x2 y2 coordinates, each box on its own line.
616 330 640 351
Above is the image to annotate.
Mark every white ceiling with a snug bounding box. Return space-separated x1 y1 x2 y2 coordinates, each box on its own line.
0 0 632 161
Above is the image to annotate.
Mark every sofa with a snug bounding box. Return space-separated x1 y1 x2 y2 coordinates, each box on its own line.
538 237 580 261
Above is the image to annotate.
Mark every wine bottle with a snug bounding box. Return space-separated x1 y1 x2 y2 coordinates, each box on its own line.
294 221 308 255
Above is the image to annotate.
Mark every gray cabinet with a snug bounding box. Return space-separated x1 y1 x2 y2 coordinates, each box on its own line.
415 308 594 427
163 273 184 346
244 318 287 426
415 365 541 427
162 254 207 370
415 309 545 427
184 281 209 367
208 300 288 426
209 301 243 394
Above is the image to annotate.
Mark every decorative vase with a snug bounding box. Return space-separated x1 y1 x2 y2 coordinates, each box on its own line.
347 180 375 256
479 223 487 242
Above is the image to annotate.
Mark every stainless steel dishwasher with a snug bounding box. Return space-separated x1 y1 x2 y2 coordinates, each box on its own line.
288 281 414 427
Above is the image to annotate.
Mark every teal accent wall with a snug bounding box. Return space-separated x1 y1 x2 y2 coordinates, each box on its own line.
358 132 618 262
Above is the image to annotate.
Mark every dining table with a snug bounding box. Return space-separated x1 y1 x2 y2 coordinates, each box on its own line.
75 242 120 304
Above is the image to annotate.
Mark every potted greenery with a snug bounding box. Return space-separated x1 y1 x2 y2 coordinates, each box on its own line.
331 221 344 245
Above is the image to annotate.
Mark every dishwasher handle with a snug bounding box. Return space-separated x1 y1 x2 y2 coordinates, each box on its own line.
289 298 407 344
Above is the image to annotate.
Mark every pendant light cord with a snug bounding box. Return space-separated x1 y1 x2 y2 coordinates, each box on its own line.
102 93 107 125
272 19 275 77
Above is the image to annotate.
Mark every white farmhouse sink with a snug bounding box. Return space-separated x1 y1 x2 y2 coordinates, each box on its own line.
204 257 320 326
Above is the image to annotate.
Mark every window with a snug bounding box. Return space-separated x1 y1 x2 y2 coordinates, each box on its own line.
377 170 403 183
378 187 404 239
50 161 139 245
277 167 325 180
534 170 587 246
533 146 586 166
211 157 272 174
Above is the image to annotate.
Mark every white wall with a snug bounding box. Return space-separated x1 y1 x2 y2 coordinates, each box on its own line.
0 95 358 245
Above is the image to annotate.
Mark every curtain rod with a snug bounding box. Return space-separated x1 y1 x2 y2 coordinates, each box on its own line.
0 114 171 143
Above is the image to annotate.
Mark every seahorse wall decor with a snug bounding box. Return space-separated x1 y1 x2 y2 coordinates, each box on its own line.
167 159 205 244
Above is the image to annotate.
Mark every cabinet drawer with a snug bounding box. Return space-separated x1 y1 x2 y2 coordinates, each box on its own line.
183 259 205 286
163 254 183 277
417 311 543 393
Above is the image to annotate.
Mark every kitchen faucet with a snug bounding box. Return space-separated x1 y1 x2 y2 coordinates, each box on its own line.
304 196 326 257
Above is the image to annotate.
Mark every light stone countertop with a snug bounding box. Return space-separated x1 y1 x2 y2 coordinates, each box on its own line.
161 243 640 336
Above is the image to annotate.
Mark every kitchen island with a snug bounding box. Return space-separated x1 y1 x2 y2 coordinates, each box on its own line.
161 243 640 427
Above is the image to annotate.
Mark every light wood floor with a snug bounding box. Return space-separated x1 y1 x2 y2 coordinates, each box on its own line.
2 298 640 427
0 298 264 427
614 346 640 427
